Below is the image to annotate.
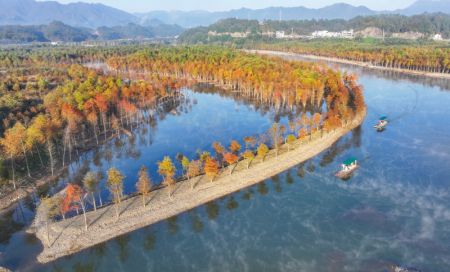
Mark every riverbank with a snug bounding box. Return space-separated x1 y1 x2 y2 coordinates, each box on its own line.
31 108 366 264
0 93 182 214
0 168 66 214
248 50 450 80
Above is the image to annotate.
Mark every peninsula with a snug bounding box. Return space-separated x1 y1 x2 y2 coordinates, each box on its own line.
32 109 366 263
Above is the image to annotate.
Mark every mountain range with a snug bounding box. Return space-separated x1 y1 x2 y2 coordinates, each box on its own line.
0 0 135 28
0 21 184 43
136 0 450 28
137 4 377 28
1 0 450 30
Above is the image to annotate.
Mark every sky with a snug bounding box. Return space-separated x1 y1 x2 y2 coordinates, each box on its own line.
50 0 417 13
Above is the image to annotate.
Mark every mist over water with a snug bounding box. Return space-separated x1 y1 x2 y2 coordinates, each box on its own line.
1 57 450 272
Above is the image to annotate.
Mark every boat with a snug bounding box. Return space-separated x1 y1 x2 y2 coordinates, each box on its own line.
374 116 388 131
390 265 421 272
335 158 359 179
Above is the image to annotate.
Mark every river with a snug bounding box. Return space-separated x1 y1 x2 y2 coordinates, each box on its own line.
1 54 450 271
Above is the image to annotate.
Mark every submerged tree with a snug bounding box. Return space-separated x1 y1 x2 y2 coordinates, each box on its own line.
286 134 297 151
257 143 269 162
0 126 21 189
71 184 88 231
83 171 100 211
107 168 125 220
181 156 190 179
136 166 152 207
223 152 239 175
204 158 219 182
242 150 255 169
40 196 61 246
229 140 241 155
212 142 225 166
243 136 256 150
158 156 176 198
269 123 286 157
188 160 202 190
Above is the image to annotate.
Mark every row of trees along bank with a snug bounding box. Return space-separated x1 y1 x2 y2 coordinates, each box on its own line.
1 46 364 208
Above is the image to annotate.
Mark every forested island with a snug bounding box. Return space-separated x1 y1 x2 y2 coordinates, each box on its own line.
0 45 365 262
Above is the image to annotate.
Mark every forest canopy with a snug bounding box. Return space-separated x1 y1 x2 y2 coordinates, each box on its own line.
0 45 365 193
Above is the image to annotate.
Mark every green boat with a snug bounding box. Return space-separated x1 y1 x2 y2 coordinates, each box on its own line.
335 158 359 179
374 116 388 130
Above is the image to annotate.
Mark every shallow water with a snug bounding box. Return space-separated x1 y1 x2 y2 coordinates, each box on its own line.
1 57 450 272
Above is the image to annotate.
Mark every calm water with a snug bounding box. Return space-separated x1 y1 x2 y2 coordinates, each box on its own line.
1 57 450 272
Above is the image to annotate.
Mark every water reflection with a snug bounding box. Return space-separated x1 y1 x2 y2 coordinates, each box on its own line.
73 262 95 272
3 56 450 272
225 197 239 211
143 232 156 251
271 175 282 193
285 171 294 185
0 210 24 244
205 201 219 221
288 55 450 91
166 216 179 235
257 182 269 196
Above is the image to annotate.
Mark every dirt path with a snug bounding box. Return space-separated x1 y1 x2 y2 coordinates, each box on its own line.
31 109 366 264
248 50 450 80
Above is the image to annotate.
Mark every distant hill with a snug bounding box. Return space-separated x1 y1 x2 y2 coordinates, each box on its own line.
0 21 95 43
0 0 136 28
396 0 450 15
0 21 184 43
136 4 377 28
1 0 449 37
178 13 450 43
137 0 450 28
96 23 183 40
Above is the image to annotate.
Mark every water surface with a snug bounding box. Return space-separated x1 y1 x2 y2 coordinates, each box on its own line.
1 57 450 272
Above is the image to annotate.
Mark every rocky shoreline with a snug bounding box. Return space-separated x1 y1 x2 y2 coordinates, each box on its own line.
31 109 366 264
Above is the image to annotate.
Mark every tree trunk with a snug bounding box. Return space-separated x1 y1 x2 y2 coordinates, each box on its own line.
62 139 66 167
46 220 50 246
47 140 54 176
80 199 88 231
102 113 107 141
21 142 31 177
168 185 173 199
35 145 44 167
98 192 103 207
10 155 16 190
115 203 119 221
93 124 99 145
91 192 97 211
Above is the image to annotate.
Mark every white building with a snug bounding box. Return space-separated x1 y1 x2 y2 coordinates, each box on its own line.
275 31 285 39
433 34 443 41
341 29 354 39
311 29 354 39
